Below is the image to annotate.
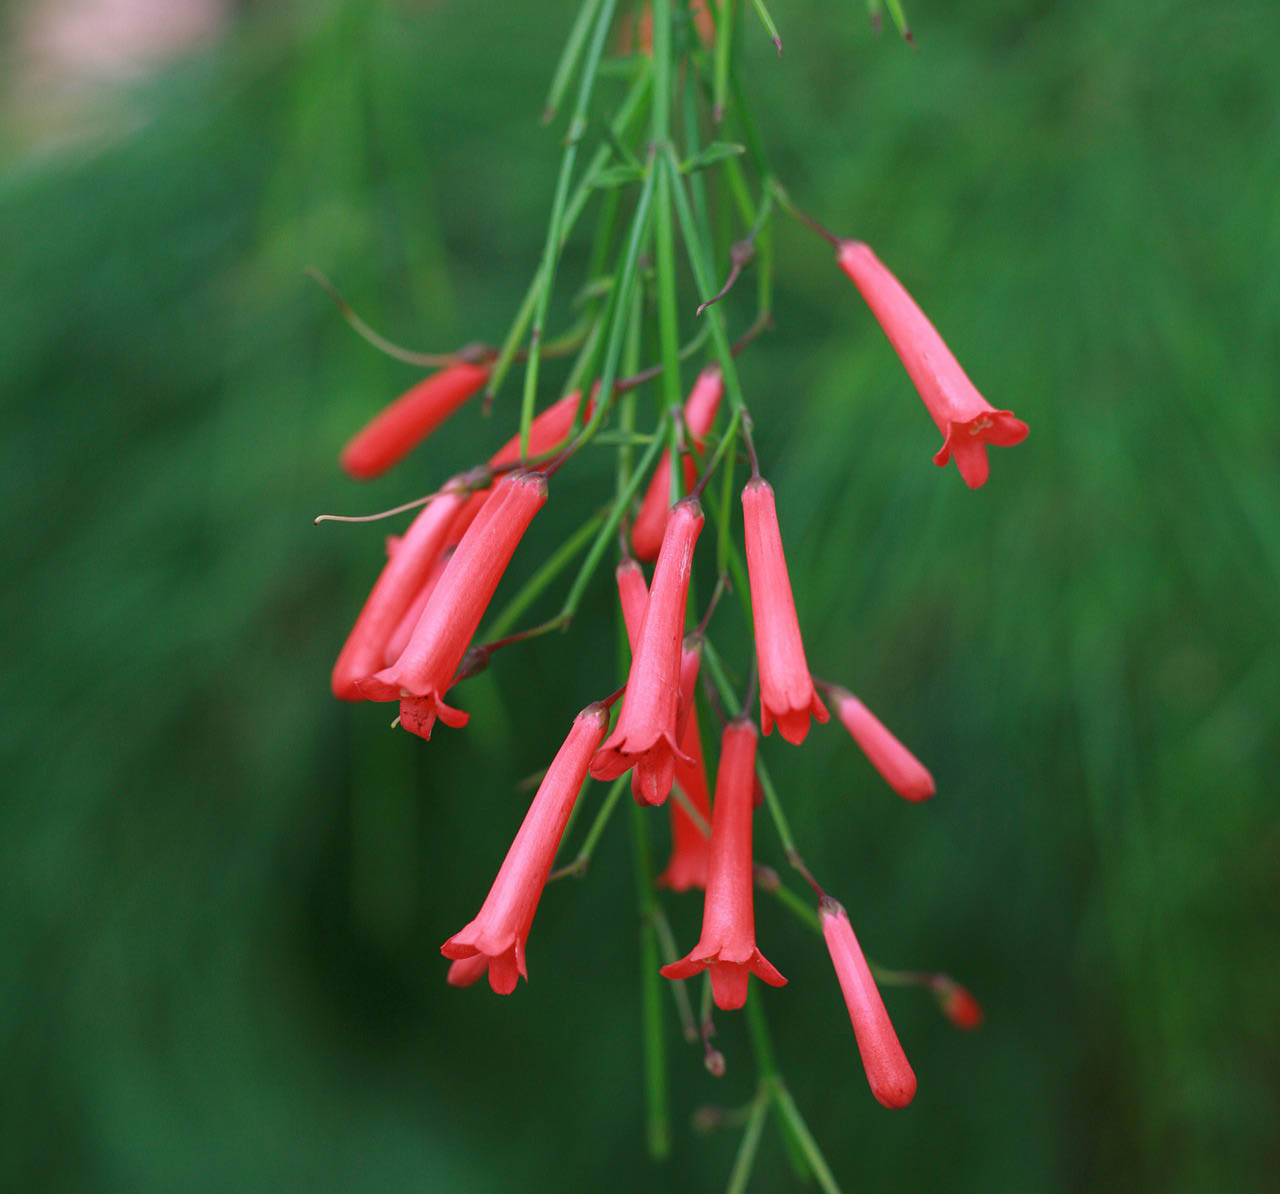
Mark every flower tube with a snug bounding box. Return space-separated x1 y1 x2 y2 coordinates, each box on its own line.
443 704 609 993
831 685 935 802
820 897 917 1108
359 470 547 738
330 482 468 700
591 498 704 805
742 477 828 744
340 360 490 479
838 241 1027 488
661 719 786 1008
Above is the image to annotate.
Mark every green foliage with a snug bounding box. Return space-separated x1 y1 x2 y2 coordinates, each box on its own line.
2 1 1277 1191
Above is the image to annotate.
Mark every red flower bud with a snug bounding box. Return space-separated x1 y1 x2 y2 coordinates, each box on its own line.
661 720 787 1009
340 361 489 480
631 367 723 560
831 686 935 802
741 477 828 744
932 977 983 1030
443 704 609 993
838 241 1027 488
819 898 917 1108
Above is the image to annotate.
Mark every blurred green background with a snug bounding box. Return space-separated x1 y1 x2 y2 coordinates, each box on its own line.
3 1 1277 1191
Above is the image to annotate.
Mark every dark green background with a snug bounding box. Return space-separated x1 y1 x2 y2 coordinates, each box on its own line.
3 1 1277 1190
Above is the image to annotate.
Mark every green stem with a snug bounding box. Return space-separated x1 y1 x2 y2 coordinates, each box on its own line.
541 0 604 124
745 998 811 1181
631 802 671 1160
559 408 670 620
771 1082 845 1194
520 0 619 457
725 1085 771 1194
552 773 629 880
754 757 798 859
484 508 605 639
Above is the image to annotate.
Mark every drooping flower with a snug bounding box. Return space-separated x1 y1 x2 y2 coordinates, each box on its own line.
340 360 490 480
449 388 593 544
631 367 723 560
330 482 468 700
931 976 983 1030
591 497 704 805
819 897 917 1109
442 703 609 994
382 547 454 666
830 685 935 802
616 560 711 885
445 954 490 989
741 477 828 744
837 240 1028 488
661 719 787 1008
359 470 548 738
657 698 713 892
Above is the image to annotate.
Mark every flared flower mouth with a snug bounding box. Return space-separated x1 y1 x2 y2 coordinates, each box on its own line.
933 409 1029 488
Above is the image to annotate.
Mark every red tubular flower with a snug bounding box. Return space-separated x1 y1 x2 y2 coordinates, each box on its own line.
359 471 548 738
615 557 649 645
382 547 453 666
330 483 468 700
837 241 1028 489
340 360 490 480
631 367 723 560
590 498 704 805
819 897 917 1109
932 976 983 1030
449 389 593 544
741 477 829 744
657 701 713 891
442 704 609 994
831 685 935 802
661 719 786 1008
446 954 490 988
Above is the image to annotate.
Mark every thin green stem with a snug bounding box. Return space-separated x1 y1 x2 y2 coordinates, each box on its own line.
712 0 733 122
484 508 605 639
725 1085 771 1194
559 409 669 620
699 636 741 716
631 802 671 1160
754 757 798 859
771 1083 845 1194
551 773 629 880
520 0 619 457
650 901 699 1043
541 0 604 124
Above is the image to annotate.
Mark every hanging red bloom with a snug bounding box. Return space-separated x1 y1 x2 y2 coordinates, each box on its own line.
819 897 917 1109
340 360 490 480
661 719 786 1008
741 477 828 744
837 240 1028 488
359 470 548 738
330 482 468 700
657 698 713 891
631 367 723 560
831 685 935 802
442 703 609 994
382 547 454 666
591 497 704 805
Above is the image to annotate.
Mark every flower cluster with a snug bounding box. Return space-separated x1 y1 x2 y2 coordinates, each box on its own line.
320 3 1020 1181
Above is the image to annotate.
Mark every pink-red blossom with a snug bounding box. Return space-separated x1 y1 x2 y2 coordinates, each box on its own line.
820 897 917 1108
442 703 609 993
741 477 828 744
340 360 489 480
359 470 547 738
591 498 703 805
661 719 786 1009
330 482 468 700
831 686 935 802
838 240 1027 488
